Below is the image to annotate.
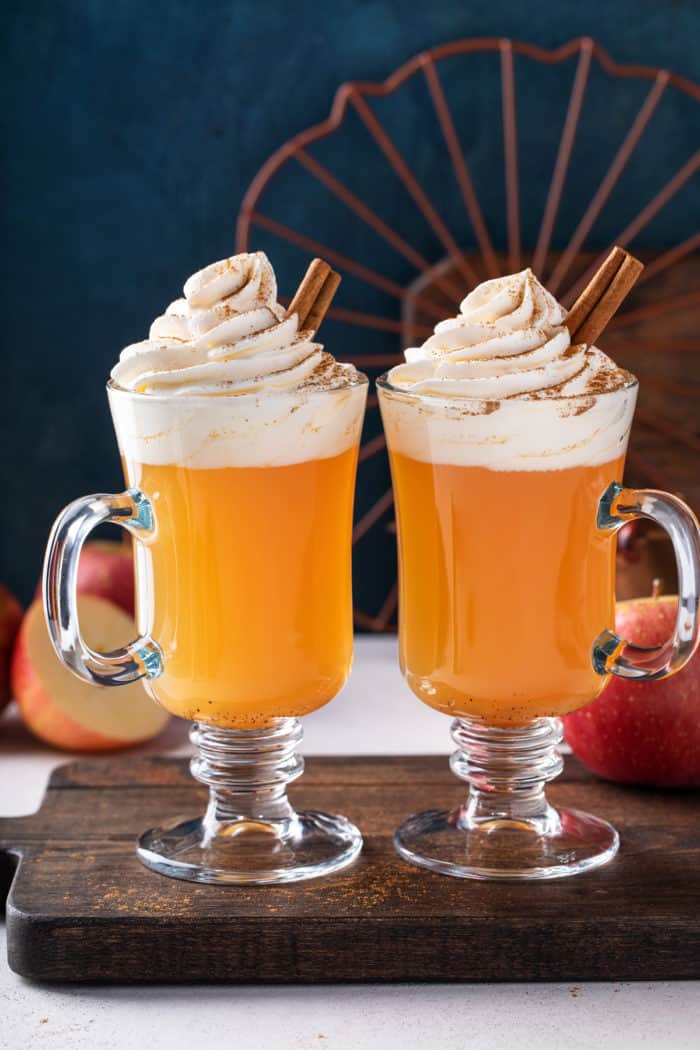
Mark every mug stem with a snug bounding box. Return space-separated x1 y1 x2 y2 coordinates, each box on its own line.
191 719 303 828
450 717 563 833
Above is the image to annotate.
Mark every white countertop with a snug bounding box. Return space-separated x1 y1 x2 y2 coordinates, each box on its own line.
1 636 698 1050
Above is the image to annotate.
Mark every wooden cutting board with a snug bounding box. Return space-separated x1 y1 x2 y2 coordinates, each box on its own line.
1 755 698 983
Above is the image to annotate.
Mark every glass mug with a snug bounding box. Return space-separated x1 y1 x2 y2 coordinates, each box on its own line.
378 373 700 880
44 376 368 884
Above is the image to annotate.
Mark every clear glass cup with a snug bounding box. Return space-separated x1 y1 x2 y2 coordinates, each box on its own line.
378 373 700 880
43 375 368 884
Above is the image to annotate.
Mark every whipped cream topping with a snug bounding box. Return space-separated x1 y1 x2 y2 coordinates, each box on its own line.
108 251 366 469
388 268 628 400
380 269 636 471
111 252 355 396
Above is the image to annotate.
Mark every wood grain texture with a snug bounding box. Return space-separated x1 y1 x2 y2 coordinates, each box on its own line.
1 755 699 984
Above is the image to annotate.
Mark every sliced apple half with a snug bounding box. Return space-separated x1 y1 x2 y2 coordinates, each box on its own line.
11 595 170 751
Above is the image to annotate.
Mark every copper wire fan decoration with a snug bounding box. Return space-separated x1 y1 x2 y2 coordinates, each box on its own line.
236 37 700 632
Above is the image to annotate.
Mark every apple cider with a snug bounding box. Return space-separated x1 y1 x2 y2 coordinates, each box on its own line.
379 267 638 729
372 265 700 882
44 250 372 885
104 251 368 730
123 448 359 728
389 451 626 724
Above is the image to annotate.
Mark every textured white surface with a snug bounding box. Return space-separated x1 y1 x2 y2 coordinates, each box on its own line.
1 636 698 1050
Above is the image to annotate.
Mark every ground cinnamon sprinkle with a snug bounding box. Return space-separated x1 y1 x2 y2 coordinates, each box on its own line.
526 354 632 404
299 353 357 391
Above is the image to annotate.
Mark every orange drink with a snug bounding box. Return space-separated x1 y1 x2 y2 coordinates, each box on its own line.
389 452 625 725
45 250 370 886
379 373 637 728
109 375 368 729
377 261 639 734
376 266 700 882
123 448 359 728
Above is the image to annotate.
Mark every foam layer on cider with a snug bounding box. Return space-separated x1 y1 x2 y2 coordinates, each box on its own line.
108 381 367 469
379 381 637 471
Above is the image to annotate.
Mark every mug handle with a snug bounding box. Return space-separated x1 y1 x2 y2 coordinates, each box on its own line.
594 482 700 680
43 488 163 686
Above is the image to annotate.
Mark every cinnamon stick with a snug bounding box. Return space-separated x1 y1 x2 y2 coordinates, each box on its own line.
572 254 644 346
304 270 341 333
565 246 625 338
566 246 643 346
286 257 342 335
287 258 330 329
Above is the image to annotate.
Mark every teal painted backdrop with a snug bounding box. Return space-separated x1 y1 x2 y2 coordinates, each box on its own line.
2 0 699 605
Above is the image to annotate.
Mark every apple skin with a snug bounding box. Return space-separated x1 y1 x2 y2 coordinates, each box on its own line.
11 596 169 752
11 631 120 751
0 583 23 713
563 595 700 787
36 539 134 616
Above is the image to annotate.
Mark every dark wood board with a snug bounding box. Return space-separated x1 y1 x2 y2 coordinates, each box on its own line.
1 755 699 984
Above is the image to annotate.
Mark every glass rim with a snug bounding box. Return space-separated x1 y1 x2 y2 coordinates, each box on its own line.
106 371 369 403
375 370 638 405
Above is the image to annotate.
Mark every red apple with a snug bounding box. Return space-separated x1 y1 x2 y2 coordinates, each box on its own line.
11 595 169 751
0 583 23 714
563 594 700 787
36 539 134 615
615 520 678 601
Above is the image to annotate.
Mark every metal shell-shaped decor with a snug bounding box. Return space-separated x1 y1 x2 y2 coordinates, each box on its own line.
236 37 700 631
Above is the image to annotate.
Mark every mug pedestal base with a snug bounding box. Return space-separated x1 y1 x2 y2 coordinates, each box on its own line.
394 806 618 881
138 811 362 886
394 716 619 881
136 718 362 885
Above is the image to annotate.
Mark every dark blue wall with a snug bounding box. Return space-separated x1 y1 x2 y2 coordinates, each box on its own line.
3 0 699 605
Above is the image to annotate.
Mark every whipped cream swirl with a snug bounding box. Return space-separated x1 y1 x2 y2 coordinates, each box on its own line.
111 252 353 396
389 268 627 399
